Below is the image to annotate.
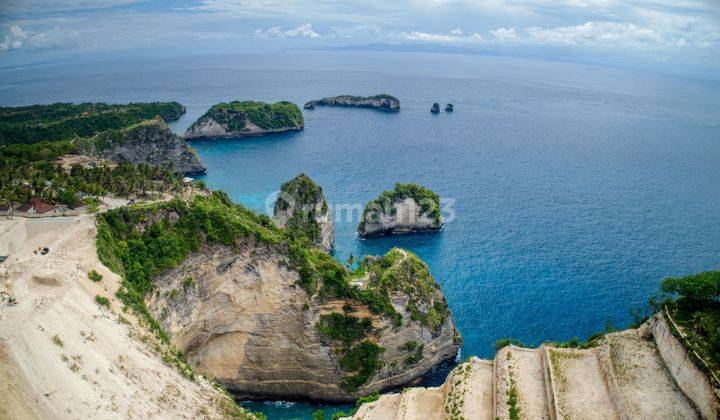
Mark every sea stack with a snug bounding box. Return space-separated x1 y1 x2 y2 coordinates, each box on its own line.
273 173 335 252
359 183 443 237
445 103 454 112
304 94 400 111
184 101 303 140
75 117 206 174
431 103 440 113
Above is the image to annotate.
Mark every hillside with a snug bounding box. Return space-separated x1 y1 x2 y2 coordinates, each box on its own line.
0 102 186 146
184 101 304 139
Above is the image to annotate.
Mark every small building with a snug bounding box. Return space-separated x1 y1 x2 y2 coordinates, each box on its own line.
16 198 58 215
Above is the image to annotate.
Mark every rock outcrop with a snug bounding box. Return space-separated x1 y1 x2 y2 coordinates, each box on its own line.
75 117 205 174
359 183 443 237
184 101 304 140
100 195 460 403
273 173 334 252
445 103 454 112
304 95 400 111
352 314 716 420
431 103 440 114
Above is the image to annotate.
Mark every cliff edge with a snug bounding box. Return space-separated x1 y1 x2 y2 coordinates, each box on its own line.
97 193 461 403
75 117 205 175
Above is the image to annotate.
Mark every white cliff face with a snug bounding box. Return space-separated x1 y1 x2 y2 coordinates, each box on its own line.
353 315 713 420
146 242 460 403
359 197 442 237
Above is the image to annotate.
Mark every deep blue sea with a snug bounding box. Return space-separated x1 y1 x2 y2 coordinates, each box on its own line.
2 51 720 419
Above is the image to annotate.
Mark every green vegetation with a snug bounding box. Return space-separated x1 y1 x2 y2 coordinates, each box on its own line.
275 173 328 245
404 343 424 366
507 381 521 420
52 334 64 347
95 295 110 307
96 193 448 392
360 183 442 229
0 129 181 208
340 341 385 392
318 313 373 346
368 94 398 101
494 338 527 351
194 101 303 133
88 270 103 282
661 270 720 381
360 248 449 330
0 102 185 145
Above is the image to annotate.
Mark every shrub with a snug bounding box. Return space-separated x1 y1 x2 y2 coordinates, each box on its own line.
88 270 103 282
95 295 110 307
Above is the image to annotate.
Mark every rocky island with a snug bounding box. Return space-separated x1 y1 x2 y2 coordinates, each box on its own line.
76 117 205 174
99 194 460 402
184 101 304 140
431 103 440 114
359 183 443 237
273 173 335 252
304 94 400 111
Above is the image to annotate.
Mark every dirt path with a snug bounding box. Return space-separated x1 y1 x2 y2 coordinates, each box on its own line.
547 347 618 420
496 346 549 419
599 328 698 419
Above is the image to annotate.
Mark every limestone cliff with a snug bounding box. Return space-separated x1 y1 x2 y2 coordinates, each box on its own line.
352 313 717 420
304 95 400 111
184 101 304 140
75 117 205 174
273 173 335 252
98 194 461 403
359 183 443 237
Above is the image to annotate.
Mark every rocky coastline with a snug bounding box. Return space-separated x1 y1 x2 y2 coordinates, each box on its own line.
184 101 304 140
75 117 206 175
359 183 443 237
304 94 400 111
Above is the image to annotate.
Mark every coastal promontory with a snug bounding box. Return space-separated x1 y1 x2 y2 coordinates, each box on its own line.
359 183 443 237
98 193 460 402
184 101 304 139
273 173 335 252
304 94 400 111
75 117 205 174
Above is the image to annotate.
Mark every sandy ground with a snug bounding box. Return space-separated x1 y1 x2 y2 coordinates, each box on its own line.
353 393 402 419
599 328 698 419
495 346 549 419
396 387 446 420
0 215 239 419
547 348 618 420
455 357 494 420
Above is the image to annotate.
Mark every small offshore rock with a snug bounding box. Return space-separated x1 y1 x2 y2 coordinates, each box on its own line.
431 103 440 113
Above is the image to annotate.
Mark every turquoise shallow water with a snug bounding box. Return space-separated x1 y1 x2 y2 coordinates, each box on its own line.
2 51 720 419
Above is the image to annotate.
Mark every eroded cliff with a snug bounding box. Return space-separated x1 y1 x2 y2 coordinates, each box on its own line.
97 193 460 402
359 183 443 237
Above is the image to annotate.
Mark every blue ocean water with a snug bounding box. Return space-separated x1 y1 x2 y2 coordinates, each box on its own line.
2 51 720 419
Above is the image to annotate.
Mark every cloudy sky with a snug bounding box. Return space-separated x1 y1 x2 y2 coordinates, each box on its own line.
1 0 719 75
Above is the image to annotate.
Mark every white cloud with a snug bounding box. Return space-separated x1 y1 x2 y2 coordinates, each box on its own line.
254 23 320 38
1 24 79 52
401 29 485 43
490 27 518 41
329 24 381 38
450 27 462 35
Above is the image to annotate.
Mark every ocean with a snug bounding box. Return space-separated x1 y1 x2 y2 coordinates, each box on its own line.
2 51 719 419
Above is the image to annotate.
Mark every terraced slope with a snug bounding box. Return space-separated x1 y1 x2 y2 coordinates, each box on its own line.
352 314 716 420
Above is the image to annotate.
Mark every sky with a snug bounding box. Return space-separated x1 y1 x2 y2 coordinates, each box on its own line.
1 0 719 77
